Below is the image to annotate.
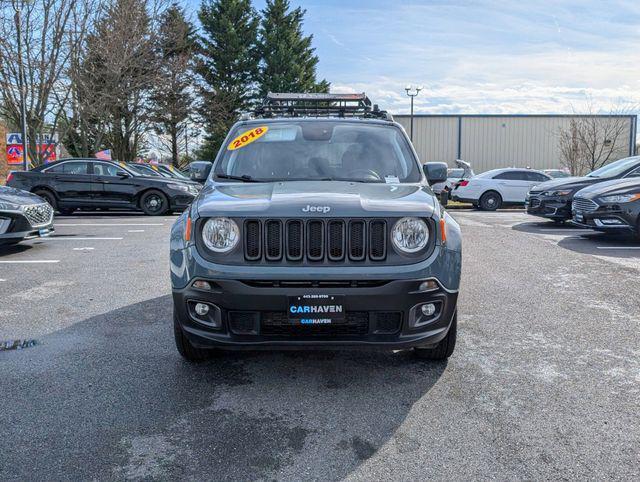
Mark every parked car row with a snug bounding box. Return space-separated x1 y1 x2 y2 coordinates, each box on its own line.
436 156 640 239
6 158 202 216
526 155 640 237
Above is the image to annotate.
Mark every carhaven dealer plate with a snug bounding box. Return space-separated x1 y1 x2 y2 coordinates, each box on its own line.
288 295 345 325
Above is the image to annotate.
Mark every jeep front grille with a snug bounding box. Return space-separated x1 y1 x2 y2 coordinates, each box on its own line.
22 203 53 227
243 219 387 262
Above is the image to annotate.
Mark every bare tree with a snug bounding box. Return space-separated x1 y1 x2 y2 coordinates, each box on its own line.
69 0 160 162
0 0 93 165
557 104 632 176
557 119 584 176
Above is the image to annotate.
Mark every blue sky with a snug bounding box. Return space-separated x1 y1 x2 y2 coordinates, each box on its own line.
187 0 640 115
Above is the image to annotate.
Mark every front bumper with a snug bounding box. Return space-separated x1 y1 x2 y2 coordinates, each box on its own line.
0 211 54 243
525 194 572 220
572 205 638 234
173 278 458 349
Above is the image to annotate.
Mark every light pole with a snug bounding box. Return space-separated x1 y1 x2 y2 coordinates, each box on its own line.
14 7 29 171
404 85 422 142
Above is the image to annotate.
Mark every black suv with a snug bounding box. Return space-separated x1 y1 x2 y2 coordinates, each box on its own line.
170 93 462 362
526 156 640 223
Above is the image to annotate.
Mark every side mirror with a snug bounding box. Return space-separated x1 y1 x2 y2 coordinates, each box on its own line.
423 162 448 186
190 164 213 183
116 170 130 178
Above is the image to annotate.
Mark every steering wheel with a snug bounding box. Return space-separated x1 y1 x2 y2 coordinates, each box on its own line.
345 169 383 181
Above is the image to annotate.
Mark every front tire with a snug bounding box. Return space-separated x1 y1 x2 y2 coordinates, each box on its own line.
140 190 169 216
174 312 215 362
479 191 502 211
414 311 457 360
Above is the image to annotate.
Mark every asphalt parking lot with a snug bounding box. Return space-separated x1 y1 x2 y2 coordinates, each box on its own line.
1 209 639 480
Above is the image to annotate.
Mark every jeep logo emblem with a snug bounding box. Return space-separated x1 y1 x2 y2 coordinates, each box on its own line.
302 205 331 213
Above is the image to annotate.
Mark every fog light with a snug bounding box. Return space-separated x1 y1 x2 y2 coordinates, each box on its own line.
194 303 210 316
421 303 436 317
418 280 438 292
193 280 212 290
600 218 624 225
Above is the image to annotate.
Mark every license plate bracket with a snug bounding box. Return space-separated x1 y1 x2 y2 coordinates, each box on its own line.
288 295 345 325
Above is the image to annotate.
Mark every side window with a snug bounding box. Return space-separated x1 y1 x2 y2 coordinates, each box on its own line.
45 164 65 173
93 162 119 176
46 162 88 174
493 172 519 180
527 172 549 182
63 162 89 174
625 167 640 178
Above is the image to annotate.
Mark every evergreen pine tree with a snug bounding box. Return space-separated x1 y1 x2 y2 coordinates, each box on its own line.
150 3 195 166
196 0 260 158
258 0 329 98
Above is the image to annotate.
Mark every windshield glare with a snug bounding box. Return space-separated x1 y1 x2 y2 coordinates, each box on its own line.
214 121 421 183
587 156 639 178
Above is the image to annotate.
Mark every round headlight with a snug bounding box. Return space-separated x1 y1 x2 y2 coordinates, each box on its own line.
391 217 429 253
202 217 239 253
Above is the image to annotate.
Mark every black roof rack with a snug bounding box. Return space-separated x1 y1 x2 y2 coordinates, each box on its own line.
253 92 393 121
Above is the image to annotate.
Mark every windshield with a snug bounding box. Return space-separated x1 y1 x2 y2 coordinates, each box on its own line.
214 121 421 183
126 164 158 176
546 170 569 178
159 165 190 180
587 156 640 179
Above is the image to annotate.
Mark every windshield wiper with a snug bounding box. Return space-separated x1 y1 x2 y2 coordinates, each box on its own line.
330 177 385 183
214 174 262 182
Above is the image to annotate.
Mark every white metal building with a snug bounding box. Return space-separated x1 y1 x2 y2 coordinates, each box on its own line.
393 114 638 173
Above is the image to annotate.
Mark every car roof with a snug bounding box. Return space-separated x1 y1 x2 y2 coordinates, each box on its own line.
234 117 400 128
33 158 116 171
477 167 547 177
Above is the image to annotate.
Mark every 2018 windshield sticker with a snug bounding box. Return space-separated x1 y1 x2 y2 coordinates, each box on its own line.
227 126 269 151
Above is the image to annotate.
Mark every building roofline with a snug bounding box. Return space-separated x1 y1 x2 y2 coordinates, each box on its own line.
392 113 637 119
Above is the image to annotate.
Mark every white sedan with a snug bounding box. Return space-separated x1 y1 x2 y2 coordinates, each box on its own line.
451 168 551 210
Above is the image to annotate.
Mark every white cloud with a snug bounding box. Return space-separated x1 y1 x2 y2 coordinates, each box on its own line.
307 1 640 116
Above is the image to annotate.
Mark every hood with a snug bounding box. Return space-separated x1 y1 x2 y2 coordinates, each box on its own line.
196 181 437 218
530 176 599 192
0 185 45 206
137 176 201 188
575 177 640 199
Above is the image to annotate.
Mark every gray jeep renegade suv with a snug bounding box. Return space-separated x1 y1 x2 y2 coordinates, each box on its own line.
170 93 462 361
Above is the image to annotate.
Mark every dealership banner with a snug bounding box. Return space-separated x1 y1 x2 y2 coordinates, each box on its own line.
6 133 58 165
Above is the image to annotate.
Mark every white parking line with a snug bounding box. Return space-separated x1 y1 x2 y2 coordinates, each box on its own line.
72 247 95 251
0 260 60 264
127 230 145 233
596 246 640 250
55 223 163 227
47 237 123 241
540 229 594 232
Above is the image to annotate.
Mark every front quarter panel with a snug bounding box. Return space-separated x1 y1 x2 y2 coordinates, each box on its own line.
443 210 462 253
170 210 191 288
